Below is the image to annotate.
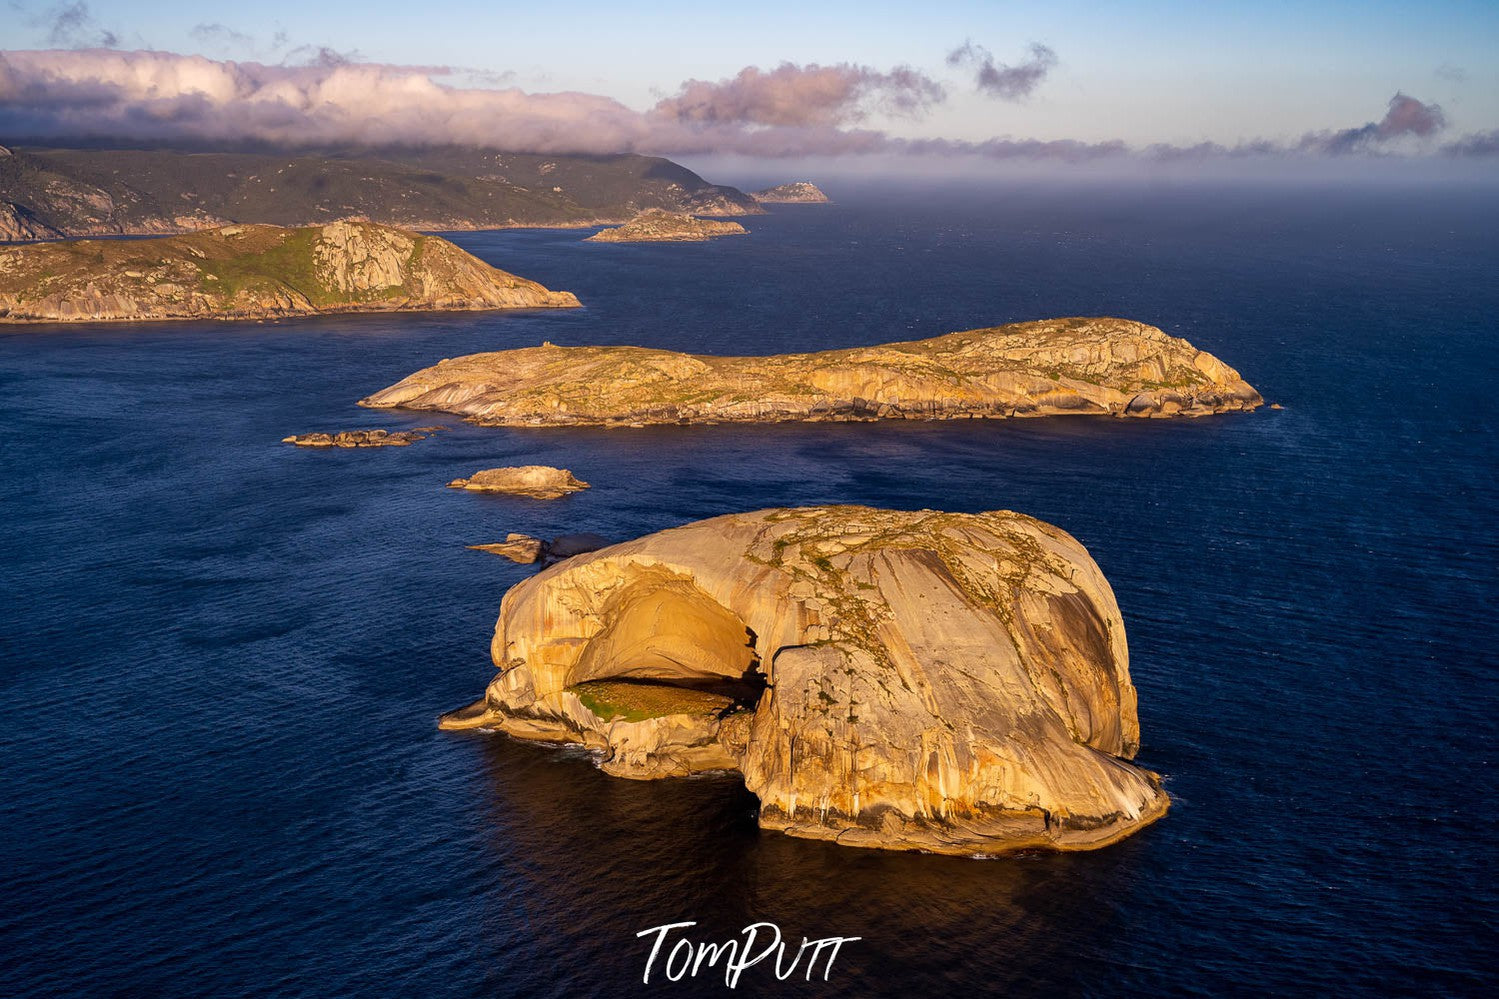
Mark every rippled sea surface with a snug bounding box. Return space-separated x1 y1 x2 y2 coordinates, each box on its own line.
3 182 1496 997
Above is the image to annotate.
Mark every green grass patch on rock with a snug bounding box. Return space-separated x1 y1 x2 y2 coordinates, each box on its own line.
568 680 734 722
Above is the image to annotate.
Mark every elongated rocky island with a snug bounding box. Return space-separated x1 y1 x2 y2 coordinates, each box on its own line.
0 219 579 323
363 317 1261 426
585 209 748 243
440 505 1169 855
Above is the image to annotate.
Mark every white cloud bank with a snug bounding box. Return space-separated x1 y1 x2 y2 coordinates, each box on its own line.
0 48 1491 162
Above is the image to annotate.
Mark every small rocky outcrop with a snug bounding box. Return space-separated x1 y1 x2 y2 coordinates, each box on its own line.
469 532 611 564
0 220 580 323
364 317 1262 427
282 427 443 447
751 182 830 204
585 210 748 243
470 534 549 563
446 466 590 499
440 506 1169 856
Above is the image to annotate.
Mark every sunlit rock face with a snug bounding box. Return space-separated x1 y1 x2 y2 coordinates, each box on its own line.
441 506 1170 856
0 220 579 323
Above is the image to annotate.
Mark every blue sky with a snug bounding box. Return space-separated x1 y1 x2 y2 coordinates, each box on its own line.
4 0 1497 164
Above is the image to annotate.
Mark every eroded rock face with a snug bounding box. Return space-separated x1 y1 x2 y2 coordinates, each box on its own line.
441 506 1170 856
364 317 1262 426
446 466 590 499
751 182 830 204
585 209 748 243
0 220 580 323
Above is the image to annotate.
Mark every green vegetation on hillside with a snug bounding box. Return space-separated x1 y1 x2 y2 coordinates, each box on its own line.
0 145 761 238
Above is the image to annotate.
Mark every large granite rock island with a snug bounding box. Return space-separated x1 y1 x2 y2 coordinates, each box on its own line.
440 505 1170 856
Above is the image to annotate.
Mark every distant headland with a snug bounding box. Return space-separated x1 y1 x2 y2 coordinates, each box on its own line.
0 145 762 240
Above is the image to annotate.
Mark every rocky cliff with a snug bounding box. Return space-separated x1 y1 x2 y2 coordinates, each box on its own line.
0 145 762 239
440 505 1169 856
585 210 749 242
751 182 830 204
0 201 61 241
0 220 579 323
363 317 1262 425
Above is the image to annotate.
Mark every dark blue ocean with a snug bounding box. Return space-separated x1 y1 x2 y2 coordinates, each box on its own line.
2 182 1496 997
